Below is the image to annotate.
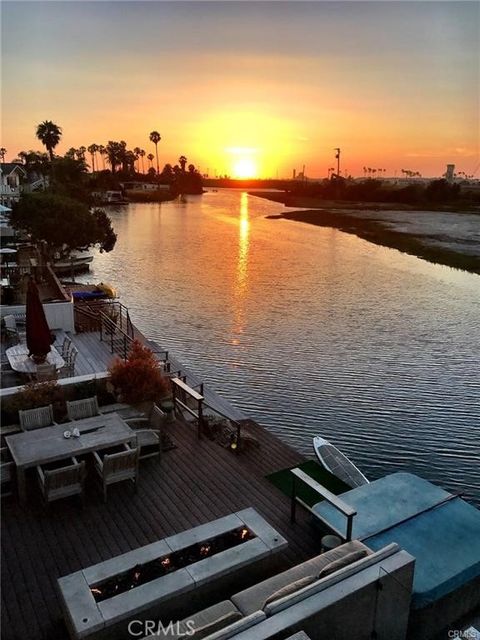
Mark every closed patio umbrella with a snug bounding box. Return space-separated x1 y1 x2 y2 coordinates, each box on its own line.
26 278 53 363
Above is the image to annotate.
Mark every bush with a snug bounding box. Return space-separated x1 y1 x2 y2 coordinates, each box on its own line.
108 340 169 406
3 381 66 423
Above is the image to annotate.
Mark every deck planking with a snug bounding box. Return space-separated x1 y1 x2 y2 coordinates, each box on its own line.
1 414 319 640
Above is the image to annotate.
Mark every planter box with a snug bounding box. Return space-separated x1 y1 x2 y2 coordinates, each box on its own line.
58 508 287 640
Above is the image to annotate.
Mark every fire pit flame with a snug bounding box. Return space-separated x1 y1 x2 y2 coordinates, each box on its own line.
161 557 171 568
240 527 249 540
199 543 211 557
91 588 102 596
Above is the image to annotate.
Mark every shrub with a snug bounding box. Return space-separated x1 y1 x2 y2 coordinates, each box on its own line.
108 340 169 406
3 381 66 423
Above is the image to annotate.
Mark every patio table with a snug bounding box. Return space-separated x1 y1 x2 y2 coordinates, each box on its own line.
6 413 136 503
5 344 65 374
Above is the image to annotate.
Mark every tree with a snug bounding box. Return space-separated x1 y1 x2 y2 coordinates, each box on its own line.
87 144 99 172
0 148 6 163
139 149 146 174
147 153 154 169
133 147 142 173
35 120 62 161
11 193 117 257
179 155 187 173
98 145 106 170
149 131 161 175
105 141 124 174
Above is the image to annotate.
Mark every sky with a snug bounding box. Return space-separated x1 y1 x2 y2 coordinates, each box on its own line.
1 1 479 178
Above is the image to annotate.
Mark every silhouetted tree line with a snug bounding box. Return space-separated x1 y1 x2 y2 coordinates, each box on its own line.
288 177 477 206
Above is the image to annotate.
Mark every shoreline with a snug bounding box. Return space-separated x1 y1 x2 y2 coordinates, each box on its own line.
252 192 480 275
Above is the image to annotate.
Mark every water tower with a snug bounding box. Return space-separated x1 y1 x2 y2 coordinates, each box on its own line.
445 164 455 183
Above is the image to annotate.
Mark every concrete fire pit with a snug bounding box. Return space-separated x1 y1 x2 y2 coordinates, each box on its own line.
58 508 287 640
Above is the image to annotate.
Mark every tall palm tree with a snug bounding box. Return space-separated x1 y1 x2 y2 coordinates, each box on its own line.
87 144 99 172
139 149 146 174
0 148 6 163
98 145 106 170
179 155 187 173
147 153 154 169
35 120 62 161
133 147 142 174
149 131 161 174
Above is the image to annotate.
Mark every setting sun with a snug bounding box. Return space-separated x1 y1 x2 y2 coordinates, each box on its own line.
233 157 257 179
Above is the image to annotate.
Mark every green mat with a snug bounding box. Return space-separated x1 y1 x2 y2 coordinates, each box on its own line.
266 460 350 508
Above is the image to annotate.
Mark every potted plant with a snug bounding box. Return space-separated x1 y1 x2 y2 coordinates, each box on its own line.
107 340 169 412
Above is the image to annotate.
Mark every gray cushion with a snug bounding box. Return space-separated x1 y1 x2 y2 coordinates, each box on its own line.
205 611 266 640
231 540 371 616
262 575 317 610
318 549 368 578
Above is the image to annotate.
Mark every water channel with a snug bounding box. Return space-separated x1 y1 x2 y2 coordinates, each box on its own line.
84 190 480 504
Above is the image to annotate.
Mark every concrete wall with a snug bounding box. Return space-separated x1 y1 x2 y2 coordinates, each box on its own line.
1 299 75 332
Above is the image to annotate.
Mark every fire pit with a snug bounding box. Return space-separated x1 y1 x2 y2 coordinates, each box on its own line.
58 508 287 640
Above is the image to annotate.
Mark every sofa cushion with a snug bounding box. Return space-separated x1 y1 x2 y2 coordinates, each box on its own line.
231 540 371 616
142 601 241 639
192 611 243 639
262 575 317 610
264 543 400 617
205 611 266 640
318 549 368 578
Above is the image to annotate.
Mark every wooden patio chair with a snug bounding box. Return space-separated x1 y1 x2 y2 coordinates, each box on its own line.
19 404 56 431
1 447 15 497
60 335 73 358
92 443 139 503
66 396 100 421
37 457 86 505
60 346 78 378
35 363 57 382
124 404 165 461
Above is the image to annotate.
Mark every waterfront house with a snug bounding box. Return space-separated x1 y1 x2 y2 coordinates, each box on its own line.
0 163 27 206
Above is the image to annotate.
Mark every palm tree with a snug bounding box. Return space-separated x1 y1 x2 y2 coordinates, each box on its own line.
147 153 154 169
179 155 187 173
149 131 161 174
87 144 99 172
98 145 106 170
35 120 62 161
105 141 124 174
133 147 142 173
139 149 146 174
0 148 6 163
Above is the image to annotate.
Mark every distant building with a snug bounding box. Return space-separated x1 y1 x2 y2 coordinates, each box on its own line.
445 164 455 183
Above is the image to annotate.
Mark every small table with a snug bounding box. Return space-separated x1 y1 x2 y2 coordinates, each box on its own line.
6 413 136 503
5 344 65 374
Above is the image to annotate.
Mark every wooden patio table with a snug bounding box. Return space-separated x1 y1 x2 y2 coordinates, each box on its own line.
6 413 136 504
5 344 65 374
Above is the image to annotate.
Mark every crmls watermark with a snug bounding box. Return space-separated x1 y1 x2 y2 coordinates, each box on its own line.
448 630 479 640
128 620 195 637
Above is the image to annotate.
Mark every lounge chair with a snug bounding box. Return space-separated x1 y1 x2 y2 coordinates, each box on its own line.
37 457 86 505
93 443 139 502
19 404 56 431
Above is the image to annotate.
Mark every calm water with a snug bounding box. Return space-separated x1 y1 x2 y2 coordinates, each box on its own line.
84 190 480 505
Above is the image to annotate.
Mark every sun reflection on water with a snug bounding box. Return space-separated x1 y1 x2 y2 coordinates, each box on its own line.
231 192 250 347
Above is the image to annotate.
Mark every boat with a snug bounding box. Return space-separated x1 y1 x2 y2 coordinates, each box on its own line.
70 282 118 301
53 250 93 274
313 436 369 488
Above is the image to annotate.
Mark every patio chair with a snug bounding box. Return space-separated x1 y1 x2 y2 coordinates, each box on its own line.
1 447 15 497
37 457 86 505
62 346 78 376
35 363 57 382
60 335 73 359
92 443 139 503
19 404 56 431
125 404 166 461
3 315 19 342
66 396 100 421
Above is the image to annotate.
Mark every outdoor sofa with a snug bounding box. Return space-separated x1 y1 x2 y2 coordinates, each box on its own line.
142 539 415 640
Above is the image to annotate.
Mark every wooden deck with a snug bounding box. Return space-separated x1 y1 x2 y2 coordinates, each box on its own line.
1 415 319 640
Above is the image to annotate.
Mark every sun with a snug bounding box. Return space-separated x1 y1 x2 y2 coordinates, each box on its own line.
233 157 257 179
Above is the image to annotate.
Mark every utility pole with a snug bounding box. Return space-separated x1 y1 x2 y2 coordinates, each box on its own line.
334 148 341 176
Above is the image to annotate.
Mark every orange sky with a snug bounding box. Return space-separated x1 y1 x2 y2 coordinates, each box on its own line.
2 2 479 178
